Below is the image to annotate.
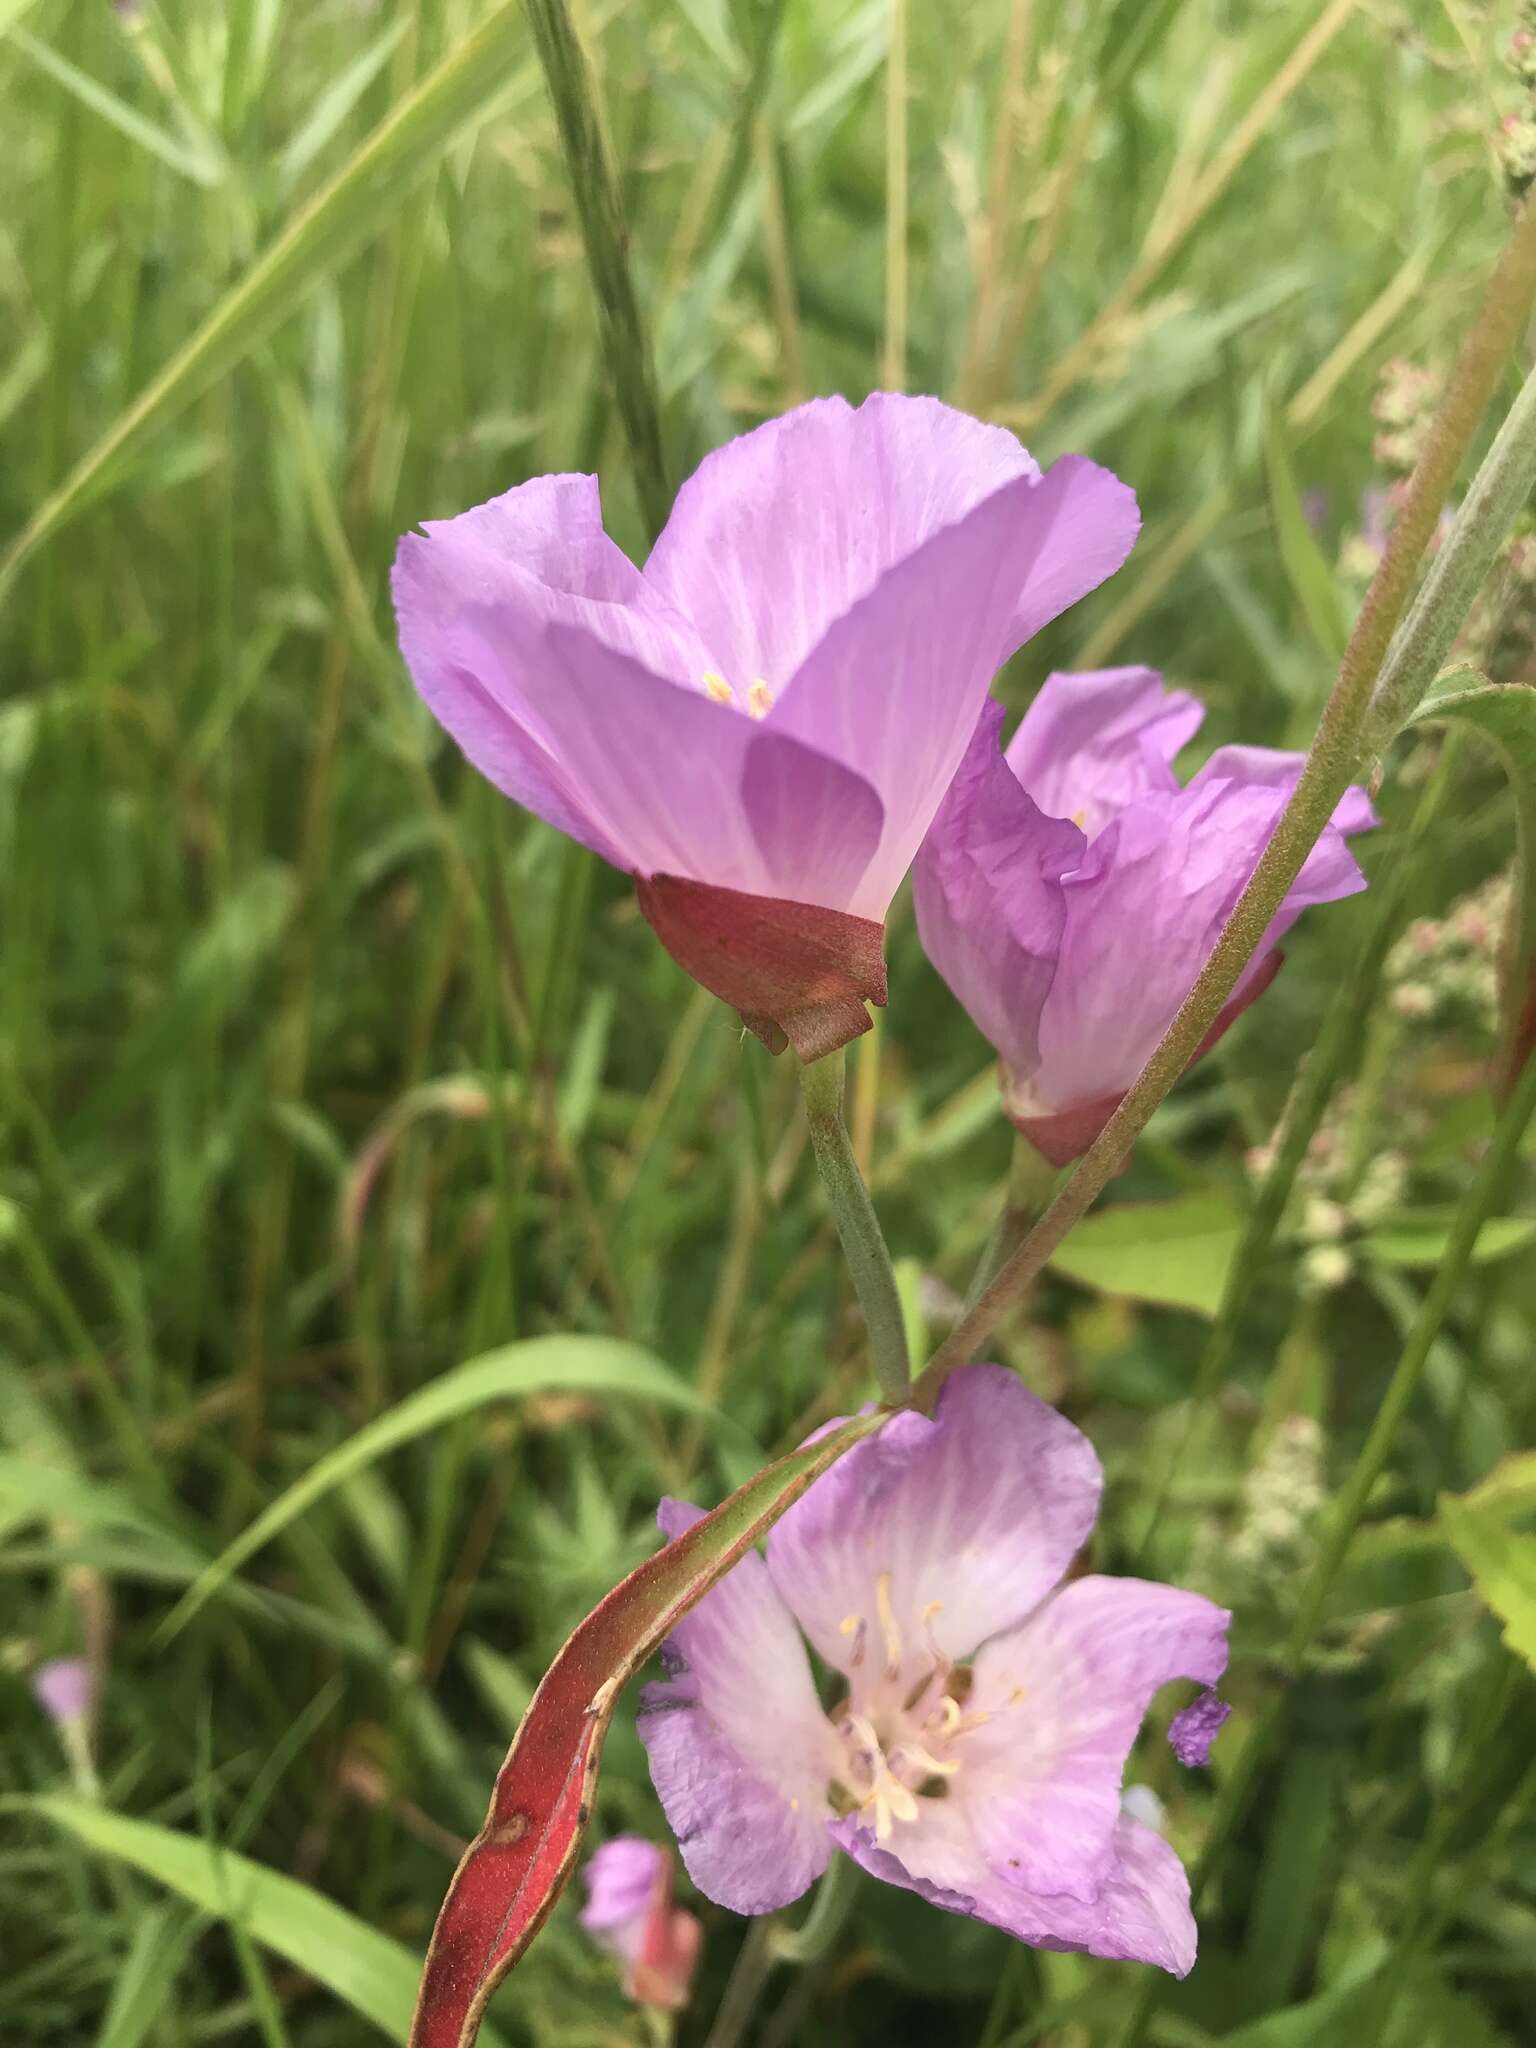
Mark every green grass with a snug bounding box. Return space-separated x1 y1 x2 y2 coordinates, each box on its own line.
4 2 1536 2045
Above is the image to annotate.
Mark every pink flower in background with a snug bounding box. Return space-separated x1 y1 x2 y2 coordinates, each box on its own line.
913 669 1376 1164
31 1658 93 1727
393 395 1138 1059
579 1836 701 2010
637 1366 1229 1977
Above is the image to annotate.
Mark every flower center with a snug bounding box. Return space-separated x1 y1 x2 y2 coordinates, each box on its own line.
827 1574 989 1842
702 670 775 718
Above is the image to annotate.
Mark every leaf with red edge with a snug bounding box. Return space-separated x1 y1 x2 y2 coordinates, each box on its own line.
1410 672 1536 1097
408 1409 887 2048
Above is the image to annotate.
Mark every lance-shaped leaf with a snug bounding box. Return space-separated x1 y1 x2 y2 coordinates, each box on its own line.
408 1409 887 2048
1409 670 1536 1096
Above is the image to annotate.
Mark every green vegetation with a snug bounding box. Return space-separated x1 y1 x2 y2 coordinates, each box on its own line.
5 2 1536 2045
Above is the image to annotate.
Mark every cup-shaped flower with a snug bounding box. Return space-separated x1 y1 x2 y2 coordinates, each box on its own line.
579 1836 702 2010
636 1365 1229 1976
392 396 1138 1060
913 668 1376 1163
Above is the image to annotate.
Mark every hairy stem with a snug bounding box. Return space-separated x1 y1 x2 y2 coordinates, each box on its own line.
1134 738 1462 1559
800 1050 911 1403
1117 1048 1536 2048
916 194 1536 1409
1365 355 1536 753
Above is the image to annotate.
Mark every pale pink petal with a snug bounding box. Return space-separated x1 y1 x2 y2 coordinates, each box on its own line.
445 612 885 906
643 394 1042 687
766 1365 1101 1685
913 701 1086 1079
960 1576 1229 1903
1006 667 1203 835
771 458 1140 917
638 1501 839 1916
832 1811 1198 1976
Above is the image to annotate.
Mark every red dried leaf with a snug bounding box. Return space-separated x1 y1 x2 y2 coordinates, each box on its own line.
635 873 887 1061
408 1410 886 2048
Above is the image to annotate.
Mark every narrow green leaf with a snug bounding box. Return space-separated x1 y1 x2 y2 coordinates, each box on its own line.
1265 400 1348 663
0 3 531 597
26 1800 508 2048
8 27 224 185
1409 670 1536 1095
159 1337 761 1638
276 17 410 190
1366 1215 1536 1268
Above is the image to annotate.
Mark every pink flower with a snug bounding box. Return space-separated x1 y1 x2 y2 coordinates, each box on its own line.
393 396 1138 1059
913 669 1376 1162
579 1836 702 2010
637 1366 1229 1977
31 1658 93 1727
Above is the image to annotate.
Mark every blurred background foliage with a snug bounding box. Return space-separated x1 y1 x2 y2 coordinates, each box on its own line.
4 0 1536 2044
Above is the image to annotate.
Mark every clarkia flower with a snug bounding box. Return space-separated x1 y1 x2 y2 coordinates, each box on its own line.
579 1836 702 2010
913 668 1376 1164
638 1365 1229 1976
392 395 1138 1059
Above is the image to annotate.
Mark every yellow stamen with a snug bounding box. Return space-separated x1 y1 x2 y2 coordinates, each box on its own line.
875 1571 904 1679
896 1740 960 1779
838 1613 867 1669
703 670 734 706
747 678 774 719
1071 807 1087 829
935 1696 963 1737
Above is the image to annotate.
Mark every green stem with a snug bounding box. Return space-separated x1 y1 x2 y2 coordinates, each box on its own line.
523 0 671 541
916 196 1536 1408
773 1850 860 1965
960 1132 1058 1325
1134 739 1461 1560
703 1917 779 2048
1117 1048 1536 2048
1364 355 1536 754
799 1050 911 1403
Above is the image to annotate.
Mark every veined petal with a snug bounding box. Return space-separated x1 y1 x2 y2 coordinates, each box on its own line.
447 610 884 906
766 1365 1101 1686
771 457 1140 918
1005 667 1204 837
643 394 1042 687
913 701 1085 1080
637 1500 839 1917
831 1810 1198 1977
961 1575 1229 1903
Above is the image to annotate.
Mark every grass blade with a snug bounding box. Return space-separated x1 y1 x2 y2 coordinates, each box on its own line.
159 1336 761 1638
0 2 530 599
26 1799 508 2048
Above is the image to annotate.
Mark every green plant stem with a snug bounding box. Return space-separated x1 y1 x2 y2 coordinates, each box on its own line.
1134 738 1462 1559
1117 1045 1536 2048
916 195 1536 1411
959 1131 1058 1324
773 1850 860 1966
1365 355 1536 754
799 1050 910 1403
704 1917 779 2048
524 0 670 540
